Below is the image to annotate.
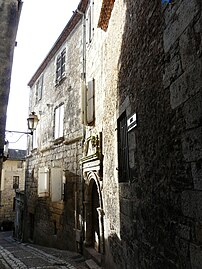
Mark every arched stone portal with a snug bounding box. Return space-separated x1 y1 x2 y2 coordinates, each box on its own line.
83 171 104 254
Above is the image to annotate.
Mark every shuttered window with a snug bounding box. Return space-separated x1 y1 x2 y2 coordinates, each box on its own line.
54 104 64 139
38 167 49 197
87 79 95 125
35 75 43 104
51 168 63 202
117 112 129 182
56 48 66 84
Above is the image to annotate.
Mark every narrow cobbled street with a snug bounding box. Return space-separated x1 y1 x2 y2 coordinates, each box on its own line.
0 232 89 269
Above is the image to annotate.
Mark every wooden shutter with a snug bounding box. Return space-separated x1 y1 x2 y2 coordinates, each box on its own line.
87 79 95 125
59 104 64 137
51 168 62 202
38 167 49 197
1 169 5 191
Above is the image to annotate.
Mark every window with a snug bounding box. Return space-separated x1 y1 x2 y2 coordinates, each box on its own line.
86 2 94 44
13 176 19 189
56 48 66 84
54 104 64 139
17 161 23 168
38 167 49 197
51 168 63 202
117 112 129 182
32 125 38 149
35 75 43 104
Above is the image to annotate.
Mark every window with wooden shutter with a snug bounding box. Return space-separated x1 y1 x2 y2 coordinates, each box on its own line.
35 75 43 104
38 167 49 197
56 48 66 84
86 1 94 45
54 104 64 139
51 168 63 202
87 79 95 125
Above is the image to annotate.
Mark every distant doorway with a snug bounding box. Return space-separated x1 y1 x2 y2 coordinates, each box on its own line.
92 181 100 252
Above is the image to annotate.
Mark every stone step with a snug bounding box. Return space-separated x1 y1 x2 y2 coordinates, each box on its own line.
85 259 102 269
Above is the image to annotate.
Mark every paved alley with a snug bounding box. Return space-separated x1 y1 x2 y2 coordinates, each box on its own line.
0 232 89 269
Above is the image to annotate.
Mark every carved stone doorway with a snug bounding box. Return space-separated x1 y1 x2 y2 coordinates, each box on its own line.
84 172 104 254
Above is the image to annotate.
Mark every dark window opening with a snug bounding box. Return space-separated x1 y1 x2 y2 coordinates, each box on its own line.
117 111 129 182
13 176 19 189
56 48 66 84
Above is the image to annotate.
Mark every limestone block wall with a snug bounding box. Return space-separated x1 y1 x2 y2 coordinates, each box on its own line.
99 0 202 268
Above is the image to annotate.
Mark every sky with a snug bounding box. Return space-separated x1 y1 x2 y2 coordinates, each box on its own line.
6 0 79 149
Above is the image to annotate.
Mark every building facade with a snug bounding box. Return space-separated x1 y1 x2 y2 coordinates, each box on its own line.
23 0 88 251
0 149 26 230
24 0 202 268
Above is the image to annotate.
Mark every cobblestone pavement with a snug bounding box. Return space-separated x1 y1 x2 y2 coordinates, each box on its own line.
0 232 89 269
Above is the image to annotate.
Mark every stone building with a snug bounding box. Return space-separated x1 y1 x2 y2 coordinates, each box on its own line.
0 0 22 182
0 149 26 230
24 0 202 268
23 0 88 251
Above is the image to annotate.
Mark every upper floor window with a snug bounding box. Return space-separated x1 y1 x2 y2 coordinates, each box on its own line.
86 1 94 45
13 176 19 189
54 104 64 139
35 75 43 104
81 79 95 126
56 48 66 84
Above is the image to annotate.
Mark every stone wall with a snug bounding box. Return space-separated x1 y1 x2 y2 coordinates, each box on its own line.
24 20 84 251
100 0 202 268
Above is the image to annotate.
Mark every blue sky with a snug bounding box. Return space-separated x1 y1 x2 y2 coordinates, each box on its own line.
6 0 79 149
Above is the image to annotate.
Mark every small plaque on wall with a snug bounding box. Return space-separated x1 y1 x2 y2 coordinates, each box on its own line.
127 113 137 132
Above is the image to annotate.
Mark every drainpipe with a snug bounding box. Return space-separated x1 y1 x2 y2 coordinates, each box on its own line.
76 7 86 253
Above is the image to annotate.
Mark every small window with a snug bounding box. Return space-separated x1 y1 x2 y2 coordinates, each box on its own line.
13 176 19 189
35 75 43 104
17 161 23 169
56 48 66 84
117 112 129 182
86 2 94 44
54 104 64 139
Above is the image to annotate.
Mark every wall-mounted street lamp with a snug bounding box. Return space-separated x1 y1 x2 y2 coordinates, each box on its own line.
6 112 39 136
0 112 39 161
